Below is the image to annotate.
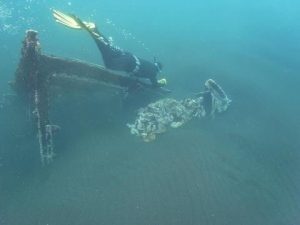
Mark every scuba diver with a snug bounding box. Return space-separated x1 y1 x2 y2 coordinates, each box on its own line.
52 9 167 88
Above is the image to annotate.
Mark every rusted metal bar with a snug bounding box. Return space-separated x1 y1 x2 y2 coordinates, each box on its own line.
13 30 56 165
40 55 138 88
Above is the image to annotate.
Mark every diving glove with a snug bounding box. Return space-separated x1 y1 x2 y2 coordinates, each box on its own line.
157 78 167 86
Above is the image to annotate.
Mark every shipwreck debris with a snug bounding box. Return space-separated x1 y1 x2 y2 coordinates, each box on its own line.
127 79 231 142
12 30 168 165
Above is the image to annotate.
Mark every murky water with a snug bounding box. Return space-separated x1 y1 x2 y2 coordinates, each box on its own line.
0 1 299 225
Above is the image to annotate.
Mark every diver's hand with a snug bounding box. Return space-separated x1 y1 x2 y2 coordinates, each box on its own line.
157 78 167 87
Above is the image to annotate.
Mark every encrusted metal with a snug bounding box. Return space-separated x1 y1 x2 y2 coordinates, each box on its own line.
128 79 231 142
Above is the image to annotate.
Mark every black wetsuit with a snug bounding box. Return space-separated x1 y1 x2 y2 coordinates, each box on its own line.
90 29 161 87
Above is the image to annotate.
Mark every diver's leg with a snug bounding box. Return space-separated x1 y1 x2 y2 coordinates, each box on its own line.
69 16 116 55
69 16 136 71
81 27 129 70
85 26 130 66
88 27 110 45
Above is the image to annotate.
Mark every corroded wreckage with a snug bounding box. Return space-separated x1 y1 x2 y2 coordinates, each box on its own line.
127 79 232 142
11 30 231 164
11 30 169 165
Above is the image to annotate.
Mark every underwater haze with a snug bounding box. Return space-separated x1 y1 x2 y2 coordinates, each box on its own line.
0 0 300 225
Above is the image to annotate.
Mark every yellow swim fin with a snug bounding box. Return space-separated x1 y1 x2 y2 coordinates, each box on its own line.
52 9 96 30
52 9 82 29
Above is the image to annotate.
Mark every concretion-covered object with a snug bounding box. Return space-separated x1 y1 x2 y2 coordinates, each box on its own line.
128 79 231 142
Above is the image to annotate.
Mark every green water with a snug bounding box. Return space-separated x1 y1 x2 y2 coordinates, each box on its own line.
0 0 299 224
